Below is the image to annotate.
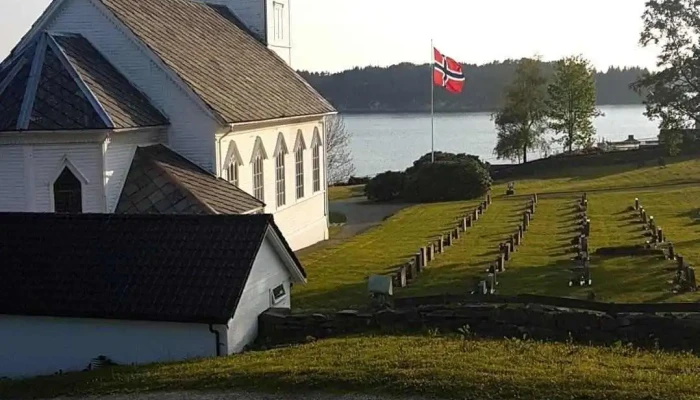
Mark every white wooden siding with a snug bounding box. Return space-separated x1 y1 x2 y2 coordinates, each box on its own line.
103 131 160 212
218 118 328 250
0 146 27 211
47 0 219 171
198 0 266 41
0 316 218 378
33 143 105 212
226 235 292 353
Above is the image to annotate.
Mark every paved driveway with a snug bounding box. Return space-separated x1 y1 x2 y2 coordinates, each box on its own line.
330 197 411 238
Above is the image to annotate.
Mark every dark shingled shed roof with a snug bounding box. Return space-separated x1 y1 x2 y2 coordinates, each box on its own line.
0 213 305 324
116 144 264 215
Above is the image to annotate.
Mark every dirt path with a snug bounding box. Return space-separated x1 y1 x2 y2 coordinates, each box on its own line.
60 391 433 400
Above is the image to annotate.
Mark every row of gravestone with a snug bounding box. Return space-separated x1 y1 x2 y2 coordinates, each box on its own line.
472 193 539 295
390 194 493 290
569 193 592 287
633 198 697 293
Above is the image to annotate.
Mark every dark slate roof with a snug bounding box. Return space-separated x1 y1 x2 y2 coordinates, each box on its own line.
116 144 264 215
0 213 304 324
0 32 167 132
98 0 336 123
53 34 168 128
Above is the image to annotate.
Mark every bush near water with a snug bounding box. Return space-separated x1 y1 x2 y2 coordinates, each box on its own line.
365 152 492 203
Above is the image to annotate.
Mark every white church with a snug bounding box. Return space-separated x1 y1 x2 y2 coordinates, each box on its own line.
0 0 336 251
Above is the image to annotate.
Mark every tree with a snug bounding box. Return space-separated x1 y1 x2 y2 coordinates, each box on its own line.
492 57 549 163
325 115 355 184
632 0 700 130
546 56 602 152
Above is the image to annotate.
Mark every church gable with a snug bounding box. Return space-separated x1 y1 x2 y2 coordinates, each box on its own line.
0 32 167 132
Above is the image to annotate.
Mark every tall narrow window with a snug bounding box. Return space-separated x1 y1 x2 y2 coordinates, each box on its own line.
54 167 82 213
227 162 239 187
253 155 264 201
295 147 304 199
275 154 286 207
312 145 321 192
273 2 284 41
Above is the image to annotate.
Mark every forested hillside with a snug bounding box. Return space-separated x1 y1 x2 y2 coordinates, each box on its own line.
298 61 647 113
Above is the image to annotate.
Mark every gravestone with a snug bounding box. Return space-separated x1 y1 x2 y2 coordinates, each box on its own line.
419 247 428 268
657 227 664 244
445 232 453 247
453 227 461 240
506 182 515 196
641 209 647 224
487 194 492 205
466 216 473 228
634 198 639 210
668 242 675 260
518 225 524 242
513 232 521 247
523 212 530 231
475 280 488 295
496 252 506 272
529 203 536 215
416 252 424 273
581 236 589 253
649 216 655 231
436 235 444 253
473 209 480 221
688 267 698 291
461 217 468 232
486 273 497 294
677 255 685 274
427 243 435 262
533 193 538 204
395 265 408 288
406 259 417 280
583 219 591 237
504 242 512 261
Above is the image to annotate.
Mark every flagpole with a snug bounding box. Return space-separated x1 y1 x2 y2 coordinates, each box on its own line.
430 38 435 163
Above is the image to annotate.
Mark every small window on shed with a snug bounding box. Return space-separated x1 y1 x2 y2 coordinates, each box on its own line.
271 284 287 305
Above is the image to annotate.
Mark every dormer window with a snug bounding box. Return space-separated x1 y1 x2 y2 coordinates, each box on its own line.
53 167 82 213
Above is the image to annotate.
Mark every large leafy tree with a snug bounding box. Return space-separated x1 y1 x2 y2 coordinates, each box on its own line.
632 0 700 130
546 56 602 152
492 57 549 163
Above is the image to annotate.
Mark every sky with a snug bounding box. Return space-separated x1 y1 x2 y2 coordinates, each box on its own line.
0 0 659 73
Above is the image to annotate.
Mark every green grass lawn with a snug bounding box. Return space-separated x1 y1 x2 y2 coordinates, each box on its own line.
492 156 700 196
295 200 479 311
328 185 365 201
493 188 700 303
4 335 700 400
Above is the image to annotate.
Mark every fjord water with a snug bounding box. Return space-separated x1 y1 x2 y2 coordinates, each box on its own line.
344 105 658 177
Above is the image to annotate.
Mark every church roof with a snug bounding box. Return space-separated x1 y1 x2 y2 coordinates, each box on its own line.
116 144 264 215
0 32 167 132
0 213 305 324
97 0 336 123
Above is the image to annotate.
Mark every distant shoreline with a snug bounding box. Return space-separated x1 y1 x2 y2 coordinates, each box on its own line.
339 103 644 115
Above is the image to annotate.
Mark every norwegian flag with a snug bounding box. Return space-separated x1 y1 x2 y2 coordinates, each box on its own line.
433 47 465 94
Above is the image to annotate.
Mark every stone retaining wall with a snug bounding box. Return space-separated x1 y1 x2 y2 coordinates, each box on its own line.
258 299 700 352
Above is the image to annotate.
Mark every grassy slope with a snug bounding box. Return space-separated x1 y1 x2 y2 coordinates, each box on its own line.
328 185 365 201
492 157 700 195
295 200 479 310
4 336 700 400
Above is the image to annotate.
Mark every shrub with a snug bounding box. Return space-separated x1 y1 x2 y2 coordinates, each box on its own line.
403 161 492 203
405 152 489 175
347 176 371 185
365 171 406 202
